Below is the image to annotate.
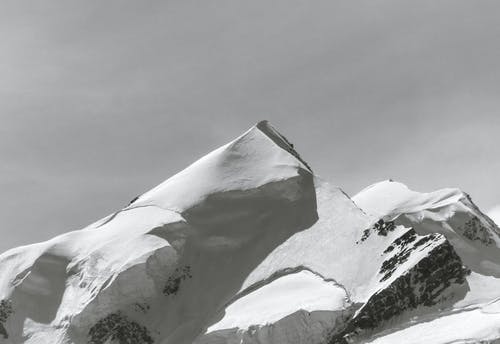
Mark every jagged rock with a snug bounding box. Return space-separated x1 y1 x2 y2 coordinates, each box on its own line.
88 312 153 344
358 219 397 243
330 236 469 343
163 266 192 296
0 300 13 339
460 215 494 245
0 123 500 344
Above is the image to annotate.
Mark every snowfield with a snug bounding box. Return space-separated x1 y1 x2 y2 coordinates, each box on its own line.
207 270 348 332
366 300 500 344
0 121 499 344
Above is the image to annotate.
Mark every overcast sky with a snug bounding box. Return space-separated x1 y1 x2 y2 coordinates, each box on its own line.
1 0 500 253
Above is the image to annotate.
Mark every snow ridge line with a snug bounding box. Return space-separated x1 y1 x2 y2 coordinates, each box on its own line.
256 120 313 173
222 265 351 313
95 203 183 229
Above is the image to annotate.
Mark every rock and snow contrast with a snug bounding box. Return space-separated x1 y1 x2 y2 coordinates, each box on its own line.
1 121 500 344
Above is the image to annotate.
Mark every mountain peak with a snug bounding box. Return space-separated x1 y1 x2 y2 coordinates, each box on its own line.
254 120 312 172
353 180 464 218
0 121 319 344
130 121 312 212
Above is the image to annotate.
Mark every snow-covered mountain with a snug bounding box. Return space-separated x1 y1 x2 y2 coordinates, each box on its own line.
1 121 500 344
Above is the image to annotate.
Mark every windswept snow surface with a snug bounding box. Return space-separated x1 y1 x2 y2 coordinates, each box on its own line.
353 180 465 219
208 270 348 332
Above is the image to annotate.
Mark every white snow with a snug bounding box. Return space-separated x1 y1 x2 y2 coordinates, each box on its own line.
455 271 500 308
2 122 500 344
208 270 347 331
488 205 500 226
0 121 319 344
352 180 464 219
351 180 500 344
241 178 378 302
366 300 500 344
133 120 310 212
354 180 500 276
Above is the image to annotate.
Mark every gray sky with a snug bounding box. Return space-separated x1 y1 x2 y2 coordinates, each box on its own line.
1 0 500 253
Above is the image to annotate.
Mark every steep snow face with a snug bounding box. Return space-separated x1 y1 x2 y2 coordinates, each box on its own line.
347 180 500 344
240 179 466 303
132 120 312 212
193 179 367 344
353 180 500 277
196 179 471 344
0 121 317 344
207 270 348 332
240 178 373 300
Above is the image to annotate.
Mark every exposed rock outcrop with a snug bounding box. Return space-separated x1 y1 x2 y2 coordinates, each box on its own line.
329 235 470 343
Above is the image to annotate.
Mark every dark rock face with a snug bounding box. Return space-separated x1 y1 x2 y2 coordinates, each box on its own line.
128 196 140 205
460 215 494 246
358 219 396 243
88 311 154 344
379 229 442 282
0 299 13 339
163 265 192 296
329 237 470 344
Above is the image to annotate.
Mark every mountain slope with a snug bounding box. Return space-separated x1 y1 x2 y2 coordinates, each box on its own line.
0 121 317 344
0 123 499 344
353 180 500 277
351 180 500 343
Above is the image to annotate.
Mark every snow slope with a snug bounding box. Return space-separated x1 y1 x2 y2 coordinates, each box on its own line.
195 178 472 342
350 180 500 344
208 270 347 332
0 123 499 344
0 121 317 344
354 180 500 276
366 299 500 344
